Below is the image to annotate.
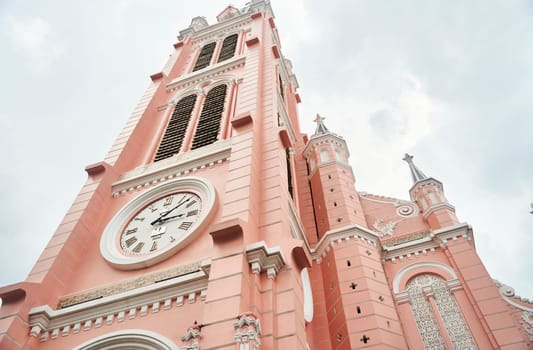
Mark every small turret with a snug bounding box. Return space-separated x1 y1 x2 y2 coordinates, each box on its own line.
403 153 459 229
303 115 367 239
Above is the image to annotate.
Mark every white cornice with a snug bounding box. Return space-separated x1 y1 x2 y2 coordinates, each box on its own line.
422 202 456 219
302 133 348 159
166 56 245 92
310 224 381 263
178 7 255 42
29 261 211 342
245 241 286 279
494 280 533 312
383 223 473 262
112 139 231 197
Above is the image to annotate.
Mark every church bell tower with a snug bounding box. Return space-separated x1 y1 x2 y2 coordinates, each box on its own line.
1 1 531 350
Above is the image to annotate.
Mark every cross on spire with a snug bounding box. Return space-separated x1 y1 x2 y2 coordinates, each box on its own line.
313 113 329 135
403 153 428 183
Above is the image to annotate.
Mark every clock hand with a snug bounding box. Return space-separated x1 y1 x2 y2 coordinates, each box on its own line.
150 195 191 225
157 213 186 224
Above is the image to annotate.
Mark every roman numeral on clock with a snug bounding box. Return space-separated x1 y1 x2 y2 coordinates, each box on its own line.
150 241 158 252
187 209 198 217
132 242 144 253
163 196 173 206
186 200 197 208
125 236 138 247
179 221 193 230
125 227 138 235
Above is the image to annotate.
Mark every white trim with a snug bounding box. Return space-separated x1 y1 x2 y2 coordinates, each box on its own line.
112 139 231 196
166 56 245 92
29 263 209 341
246 241 286 279
73 329 179 350
301 268 314 322
102 177 216 270
392 261 457 293
310 224 380 261
496 281 533 312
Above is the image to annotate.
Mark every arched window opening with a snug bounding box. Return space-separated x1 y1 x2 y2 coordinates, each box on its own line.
217 34 238 63
154 94 197 162
193 42 216 72
74 329 179 350
335 148 343 162
191 85 227 150
320 149 329 162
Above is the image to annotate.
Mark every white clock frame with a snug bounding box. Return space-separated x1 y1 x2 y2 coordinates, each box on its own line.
100 176 216 270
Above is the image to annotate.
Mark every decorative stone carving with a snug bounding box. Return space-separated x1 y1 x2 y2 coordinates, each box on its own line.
234 313 261 349
179 322 202 350
57 261 206 308
217 5 241 22
407 274 477 350
190 17 209 31
372 218 397 237
522 311 533 341
245 241 286 279
394 200 419 217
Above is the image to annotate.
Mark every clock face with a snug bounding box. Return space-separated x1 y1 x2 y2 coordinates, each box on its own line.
100 177 216 270
119 192 202 255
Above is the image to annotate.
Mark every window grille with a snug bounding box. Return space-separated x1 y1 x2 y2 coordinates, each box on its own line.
192 42 216 72
191 85 227 150
154 94 197 162
217 34 238 63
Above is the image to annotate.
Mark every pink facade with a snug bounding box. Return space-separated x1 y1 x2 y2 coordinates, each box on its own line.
0 2 531 349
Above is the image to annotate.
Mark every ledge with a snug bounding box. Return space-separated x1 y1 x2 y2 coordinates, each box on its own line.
209 218 246 242
166 56 245 92
279 128 291 148
29 260 211 341
231 112 253 128
85 162 110 176
250 12 262 20
272 45 280 59
245 36 259 47
112 140 231 196
150 72 164 82
245 241 286 279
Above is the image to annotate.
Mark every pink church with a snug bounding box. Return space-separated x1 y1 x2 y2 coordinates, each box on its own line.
1 1 531 349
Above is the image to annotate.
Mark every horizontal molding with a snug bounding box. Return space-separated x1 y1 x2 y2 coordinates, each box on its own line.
112 139 232 196
29 260 211 342
166 56 245 92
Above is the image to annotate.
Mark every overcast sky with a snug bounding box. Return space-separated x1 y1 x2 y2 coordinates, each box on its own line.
0 1 531 298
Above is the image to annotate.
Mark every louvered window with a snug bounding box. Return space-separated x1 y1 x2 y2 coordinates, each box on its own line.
154 94 197 162
191 85 227 150
286 148 294 199
279 74 284 100
217 34 238 63
192 42 216 72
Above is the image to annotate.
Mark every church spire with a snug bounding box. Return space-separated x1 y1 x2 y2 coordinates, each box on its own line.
403 153 427 183
313 113 329 135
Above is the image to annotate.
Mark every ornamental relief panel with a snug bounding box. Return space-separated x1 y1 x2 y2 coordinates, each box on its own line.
407 274 477 350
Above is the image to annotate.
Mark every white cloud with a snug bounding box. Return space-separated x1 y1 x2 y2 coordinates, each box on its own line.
3 14 64 69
